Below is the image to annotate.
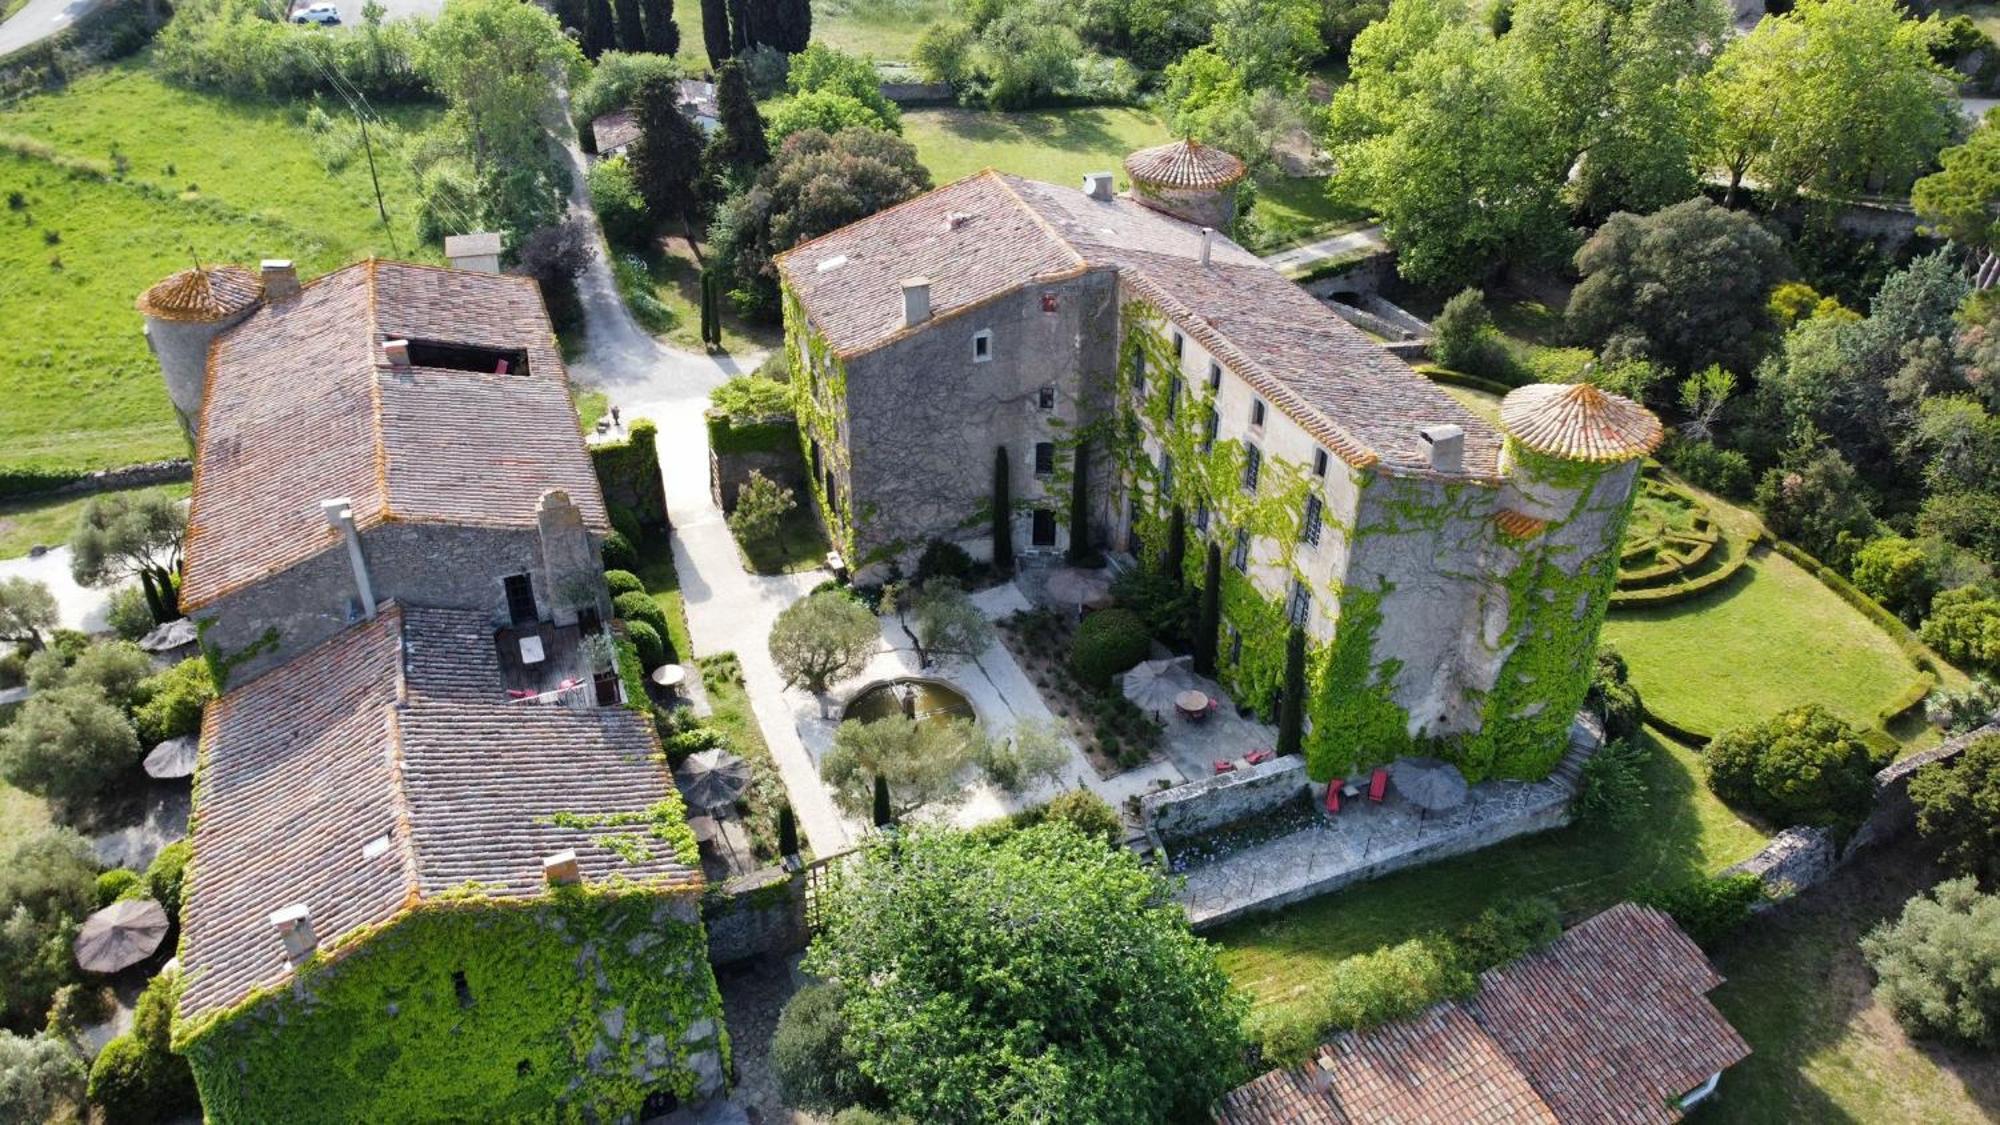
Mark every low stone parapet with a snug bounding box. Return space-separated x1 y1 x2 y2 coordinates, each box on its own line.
1141 755 1308 845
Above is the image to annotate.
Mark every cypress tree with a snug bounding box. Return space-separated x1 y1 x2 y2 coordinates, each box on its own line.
641 0 679 55
727 0 752 54
992 446 1014 574
1164 505 1186 583
629 75 707 234
1276 625 1306 757
1194 542 1221 676
613 0 648 53
769 0 810 52
583 0 617 58
701 0 732 67
872 773 892 827
710 60 770 173
776 804 799 856
1065 440 1090 564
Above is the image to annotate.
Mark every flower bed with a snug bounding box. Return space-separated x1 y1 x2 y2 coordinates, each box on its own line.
997 609 1163 777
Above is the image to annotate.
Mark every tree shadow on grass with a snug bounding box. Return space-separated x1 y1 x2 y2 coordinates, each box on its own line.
927 107 1132 160
1701 838 2000 1124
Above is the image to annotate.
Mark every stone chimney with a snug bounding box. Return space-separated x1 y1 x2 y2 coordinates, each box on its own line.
1420 424 1465 474
261 260 300 301
1200 227 1215 267
1082 172 1114 202
382 338 411 367
322 498 377 619
901 278 932 328
537 489 600 628
268 903 318 962
543 849 582 886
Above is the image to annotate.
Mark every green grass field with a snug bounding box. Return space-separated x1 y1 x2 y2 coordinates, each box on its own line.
1603 551 1929 741
900 106 1358 253
0 482 191 560
667 0 951 69
1213 731 1767 1017
0 61 437 475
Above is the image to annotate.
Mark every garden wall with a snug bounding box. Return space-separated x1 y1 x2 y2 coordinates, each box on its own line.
708 416 806 513
1141 756 1308 844
701 865 810 967
591 420 670 535
0 457 191 503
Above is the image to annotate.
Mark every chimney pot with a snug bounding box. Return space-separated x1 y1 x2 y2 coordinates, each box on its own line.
1419 424 1465 474
900 278 932 328
269 902 318 962
1200 227 1215 267
382 338 411 367
543 849 582 886
261 259 300 301
1083 172 1114 202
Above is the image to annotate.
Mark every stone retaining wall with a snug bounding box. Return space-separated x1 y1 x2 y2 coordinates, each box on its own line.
702 864 810 967
8 458 193 503
1141 756 1308 844
711 433 807 513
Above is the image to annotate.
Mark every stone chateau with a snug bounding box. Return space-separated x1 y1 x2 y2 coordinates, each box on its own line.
778 140 1663 782
134 259 725 1122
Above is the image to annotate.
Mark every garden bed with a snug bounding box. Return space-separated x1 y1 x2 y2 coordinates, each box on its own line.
996 608 1162 778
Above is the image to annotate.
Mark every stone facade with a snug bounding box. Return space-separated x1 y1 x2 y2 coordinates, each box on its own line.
143 309 256 441
193 521 606 687
1141 755 1308 844
700 866 811 967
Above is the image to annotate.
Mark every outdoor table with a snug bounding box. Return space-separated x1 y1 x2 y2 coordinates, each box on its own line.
651 664 686 690
1174 690 1210 719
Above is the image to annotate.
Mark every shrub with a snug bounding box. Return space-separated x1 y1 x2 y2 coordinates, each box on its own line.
612 591 668 638
1451 897 1561 975
1576 737 1650 830
1909 733 2000 883
145 840 191 922
1704 704 1890 828
1862 878 2000 1048
86 973 196 1124
1069 608 1150 690
0 650 23 690
66 641 152 711
914 539 973 585
1922 585 2000 674
1044 789 1123 847
1926 676 2000 734
0 686 140 814
1854 535 1937 622
1662 439 1753 499
132 659 215 747
1247 935 1471 1063
1641 873 1764 948
975 719 1069 794
625 620 666 670
771 983 873 1113
0 829 96 1027
604 569 645 597
1430 288 1516 384
710 373 793 421
0 1030 86 1124
93 869 141 908
1587 645 1643 740
602 530 637 571
104 586 155 642
1110 565 1193 650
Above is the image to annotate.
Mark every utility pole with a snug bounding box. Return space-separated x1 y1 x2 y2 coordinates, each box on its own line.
357 110 396 254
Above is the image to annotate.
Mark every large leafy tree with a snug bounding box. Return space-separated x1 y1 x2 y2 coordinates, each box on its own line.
0 578 56 653
0 828 96 1030
70 490 184 625
1909 733 2000 883
796 824 1247 1122
0 687 140 817
769 590 880 703
1861 877 2000 1047
1702 0 1957 203
1914 112 2000 287
1567 197 1790 375
820 716 985 818
415 0 582 172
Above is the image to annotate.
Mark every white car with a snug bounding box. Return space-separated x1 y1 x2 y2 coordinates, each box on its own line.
292 4 341 24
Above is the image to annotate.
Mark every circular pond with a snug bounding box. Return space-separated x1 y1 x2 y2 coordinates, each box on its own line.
843 679 977 726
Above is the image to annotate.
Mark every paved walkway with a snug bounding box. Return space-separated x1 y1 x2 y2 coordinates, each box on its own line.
1262 224 1387 278
555 127 858 856
0 546 125 632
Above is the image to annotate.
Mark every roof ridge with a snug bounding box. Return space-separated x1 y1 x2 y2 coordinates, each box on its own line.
775 167 1018 269
990 172 1087 270
366 258 392 521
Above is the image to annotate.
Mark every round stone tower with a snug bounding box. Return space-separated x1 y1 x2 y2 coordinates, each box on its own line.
1496 382 1663 521
1123 139 1247 231
136 265 265 442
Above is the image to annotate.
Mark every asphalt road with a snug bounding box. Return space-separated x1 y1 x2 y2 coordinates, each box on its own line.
0 0 100 58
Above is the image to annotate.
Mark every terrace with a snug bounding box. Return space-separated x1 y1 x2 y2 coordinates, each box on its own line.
493 621 610 708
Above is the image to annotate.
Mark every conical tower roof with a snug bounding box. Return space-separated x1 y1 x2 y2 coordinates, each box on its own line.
1498 382 1663 463
1123 139 1246 190
136 265 263 323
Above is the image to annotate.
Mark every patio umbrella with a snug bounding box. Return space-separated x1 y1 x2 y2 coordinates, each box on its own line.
137 618 199 655
74 898 169 974
1121 658 1190 719
143 735 200 781
676 749 751 814
1390 757 1469 812
1044 567 1114 612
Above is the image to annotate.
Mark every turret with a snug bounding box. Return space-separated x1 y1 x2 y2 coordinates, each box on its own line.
1122 139 1247 232
1496 382 1662 520
136 262 277 442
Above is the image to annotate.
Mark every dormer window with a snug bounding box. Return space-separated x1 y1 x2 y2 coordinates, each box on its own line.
973 330 993 363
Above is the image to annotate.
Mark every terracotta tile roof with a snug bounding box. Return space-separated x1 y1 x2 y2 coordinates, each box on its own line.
135 265 263 322
778 170 1501 479
181 260 605 610
1495 509 1549 539
1124 139 1248 189
1214 904 1749 1125
1470 903 1750 1125
1499 382 1663 463
592 109 640 152
179 604 699 1025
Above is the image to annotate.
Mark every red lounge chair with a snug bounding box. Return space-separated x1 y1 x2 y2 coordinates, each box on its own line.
1244 749 1274 766
1324 780 1343 814
1368 768 1390 804
1213 759 1237 774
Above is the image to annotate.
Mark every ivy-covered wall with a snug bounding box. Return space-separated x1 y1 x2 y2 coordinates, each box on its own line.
178 886 728 1124
783 285 859 565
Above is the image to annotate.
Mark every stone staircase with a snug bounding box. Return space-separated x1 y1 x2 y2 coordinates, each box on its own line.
1548 711 1607 797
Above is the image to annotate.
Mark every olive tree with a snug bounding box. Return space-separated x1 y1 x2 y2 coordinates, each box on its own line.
820 716 984 819
1862 877 2000 1047
769 591 879 712
69 491 185 625
0 579 56 653
883 580 992 669
0 687 140 816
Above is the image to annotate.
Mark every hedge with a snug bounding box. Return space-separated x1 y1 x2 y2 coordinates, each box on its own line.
1877 673 1939 727
1610 536 1756 607
706 414 797 456
589 421 669 535
1416 366 1515 397
1643 710 1713 749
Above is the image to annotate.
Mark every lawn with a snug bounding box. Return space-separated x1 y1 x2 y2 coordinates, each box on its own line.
665 0 952 70
900 107 1357 254
1213 731 1767 1019
614 237 780 356
1701 839 2000 1124
736 502 830 575
633 532 696 664
0 482 190 560
0 61 438 476
1603 551 1930 743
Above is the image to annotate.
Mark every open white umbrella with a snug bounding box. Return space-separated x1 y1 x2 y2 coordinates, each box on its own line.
1044 567 1114 612
1121 658 1189 720
143 735 200 780
75 898 170 974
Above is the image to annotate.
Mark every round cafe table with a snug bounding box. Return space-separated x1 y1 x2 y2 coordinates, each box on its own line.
1174 690 1210 719
650 664 686 689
